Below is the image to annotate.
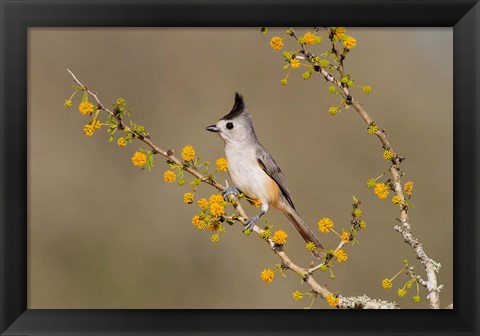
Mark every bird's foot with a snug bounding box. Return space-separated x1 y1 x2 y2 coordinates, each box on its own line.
222 187 239 202
243 215 259 232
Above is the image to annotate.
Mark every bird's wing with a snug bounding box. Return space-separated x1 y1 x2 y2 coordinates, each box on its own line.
256 147 296 210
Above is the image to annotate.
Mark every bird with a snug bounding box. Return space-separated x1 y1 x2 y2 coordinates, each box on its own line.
206 92 324 258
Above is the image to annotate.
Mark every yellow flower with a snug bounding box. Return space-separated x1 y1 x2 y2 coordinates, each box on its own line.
333 27 346 39
210 202 225 217
83 124 95 137
358 220 367 229
207 221 219 231
163 170 176 183
341 231 350 243
303 31 316 45
305 242 316 252
64 99 73 108
318 218 334 233
280 78 288 86
367 124 378 134
197 220 206 230
273 230 288 244
253 199 262 208
397 288 407 297
383 149 394 160
210 234 220 243
91 119 101 130
404 181 414 195
292 290 303 301
131 151 147 167
392 195 403 205
261 268 275 283
181 145 195 161
326 293 339 307
192 215 200 226
79 101 95 115
363 85 372 93
116 97 126 106
117 137 127 147
270 36 284 50
413 295 421 303
343 36 357 49
209 194 224 204
382 278 393 289
215 157 228 171
374 183 389 199
197 198 208 210
353 209 362 218
319 59 329 68
328 107 338 115
183 192 194 204
290 58 300 69
335 249 348 263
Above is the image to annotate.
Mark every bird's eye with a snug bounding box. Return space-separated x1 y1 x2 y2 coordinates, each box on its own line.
226 122 234 130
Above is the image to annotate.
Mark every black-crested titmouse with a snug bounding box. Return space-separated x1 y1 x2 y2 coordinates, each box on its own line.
206 93 324 258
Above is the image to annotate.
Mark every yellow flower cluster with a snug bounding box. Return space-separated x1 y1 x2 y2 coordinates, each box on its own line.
117 137 127 147
83 124 95 137
383 149 394 160
192 215 206 230
367 124 378 134
290 58 300 69
64 99 73 108
326 293 339 307
253 199 262 208
215 157 228 172
404 181 414 195
273 230 288 244
181 145 195 161
374 183 389 199
392 195 403 205
292 290 303 301
183 192 194 204
333 27 346 39
328 107 338 115
343 36 357 49
353 209 362 218
270 36 284 50
382 278 393 289
79 101 95 115
280 79 288 86
197 198 208 210
210 234 220 243
397 288 407 297
163 170 176 183
341 231 350 243
261 268 275 283
305 242 316 252
318 217 334 233
303 31 316 45
335 249 348 263
210 202 225 217
358 220 367 229
209 194 223 204
363 85 372 93
131 151 147 167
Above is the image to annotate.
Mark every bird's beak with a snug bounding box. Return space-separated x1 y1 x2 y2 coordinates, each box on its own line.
206 125 221 133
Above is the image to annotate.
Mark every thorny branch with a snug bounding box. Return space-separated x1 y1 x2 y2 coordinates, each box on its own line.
67 69 398 309
289 27 443 309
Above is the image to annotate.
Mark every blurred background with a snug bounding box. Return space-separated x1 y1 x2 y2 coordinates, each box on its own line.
28 28 452 309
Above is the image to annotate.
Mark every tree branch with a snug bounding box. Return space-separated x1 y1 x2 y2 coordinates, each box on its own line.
67 69 400 309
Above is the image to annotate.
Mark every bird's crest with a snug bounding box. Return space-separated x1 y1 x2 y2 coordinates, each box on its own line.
221 92 246 120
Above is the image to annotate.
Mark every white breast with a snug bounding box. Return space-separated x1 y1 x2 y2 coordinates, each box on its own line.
225 142 272 203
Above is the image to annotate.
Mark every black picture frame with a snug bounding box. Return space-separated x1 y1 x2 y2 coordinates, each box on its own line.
1 0 478 335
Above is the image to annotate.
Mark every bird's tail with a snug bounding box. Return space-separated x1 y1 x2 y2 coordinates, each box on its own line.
284 210 325 259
